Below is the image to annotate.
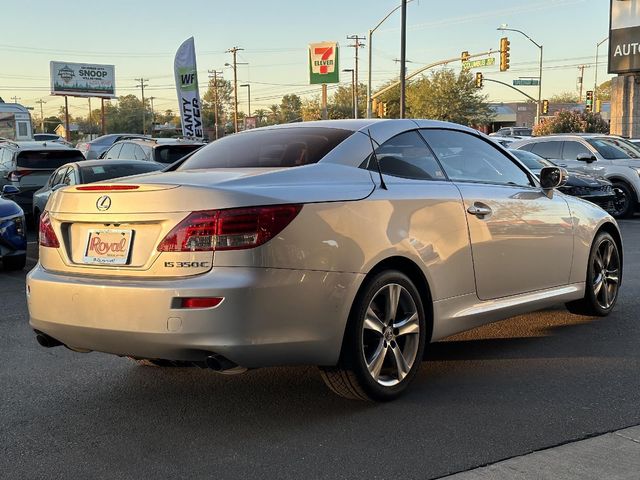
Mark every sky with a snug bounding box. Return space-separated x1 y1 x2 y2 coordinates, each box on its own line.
0 0 613 121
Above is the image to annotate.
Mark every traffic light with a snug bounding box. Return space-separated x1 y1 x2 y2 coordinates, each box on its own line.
382 102 388 117
499 37 510 72
475 72 483 88
372 98 379 115
542 99 549 115
585 90 594 113
377 101 384 117
461 51 470 63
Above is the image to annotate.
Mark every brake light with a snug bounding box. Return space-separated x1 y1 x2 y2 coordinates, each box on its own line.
8 170 34 182
76 185 140 191
157 204 302 252
39 211 60 248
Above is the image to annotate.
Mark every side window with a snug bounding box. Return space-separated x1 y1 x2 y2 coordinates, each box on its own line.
562 141 592 160
105 143 123 159
62 167 77 185
530 141 562 159
133 145 147 160
50 168 67 187
517 143 534 152
366 130 445 181
420 129 532 187
119 142 136 159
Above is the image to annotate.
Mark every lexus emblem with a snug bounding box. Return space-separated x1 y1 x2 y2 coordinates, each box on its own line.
96 195 112 211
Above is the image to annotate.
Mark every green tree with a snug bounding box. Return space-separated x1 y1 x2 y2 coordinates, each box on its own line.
202 77 233 133
549 91 580 103
301 98 321 121
102 95 152 134
533 110 609 136
279 94 302 123
328 83 367 119
406 69 494 125
267 104 280 125
596 80 611 101
43 116 62 134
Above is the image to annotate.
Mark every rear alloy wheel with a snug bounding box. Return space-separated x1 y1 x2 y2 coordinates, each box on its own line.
610 182 635 219
320 271 426 401
2 254 26 271
566 232 621 316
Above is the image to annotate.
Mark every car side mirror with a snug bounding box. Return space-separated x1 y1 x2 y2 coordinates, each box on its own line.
1 185 19 196
577 153 597 163
540 166 568 190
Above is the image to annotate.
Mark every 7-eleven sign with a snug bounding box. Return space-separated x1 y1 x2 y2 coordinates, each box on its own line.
309 42 339 84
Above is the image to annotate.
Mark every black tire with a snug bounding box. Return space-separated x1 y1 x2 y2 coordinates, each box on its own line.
610 182 635 219
320 270 427 401
2 254 26 271
566 231 621 316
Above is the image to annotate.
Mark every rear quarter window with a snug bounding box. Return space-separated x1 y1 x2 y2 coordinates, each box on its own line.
154 145 203 164
177 127 353 170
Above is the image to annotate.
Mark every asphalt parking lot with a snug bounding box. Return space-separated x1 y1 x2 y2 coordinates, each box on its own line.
2 222 640 480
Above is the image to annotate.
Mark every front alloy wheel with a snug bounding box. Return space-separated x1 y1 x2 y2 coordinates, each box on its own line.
566 231 621 316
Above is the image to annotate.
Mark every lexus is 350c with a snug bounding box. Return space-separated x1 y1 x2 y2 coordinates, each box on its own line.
27 119 622 401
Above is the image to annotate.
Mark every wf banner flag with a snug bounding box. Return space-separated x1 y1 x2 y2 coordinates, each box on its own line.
174 37 204 139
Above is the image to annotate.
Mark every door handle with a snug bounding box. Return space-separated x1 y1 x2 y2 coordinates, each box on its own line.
467 204 492 217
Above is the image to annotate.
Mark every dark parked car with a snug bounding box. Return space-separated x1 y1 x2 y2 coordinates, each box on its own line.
0 185 26 271
76 134 149 160
0 141 84 215
101 138 204 164
32 159 165 218
510 149 617 213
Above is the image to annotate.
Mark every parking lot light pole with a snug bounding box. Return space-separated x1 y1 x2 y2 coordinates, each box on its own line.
497 25 542 125
367 0 413 118
594 36 608 109
343 69 355 118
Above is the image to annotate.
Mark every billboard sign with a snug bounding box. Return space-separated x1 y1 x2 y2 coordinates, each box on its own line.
50 61 115 97
174 37 204 139
309 42 339 84
609 0 640 73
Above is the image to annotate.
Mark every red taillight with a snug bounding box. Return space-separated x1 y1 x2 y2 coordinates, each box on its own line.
39 211 60 248
8 170 34 182
76 185 140 191
180 297 224 309
157 204 302 252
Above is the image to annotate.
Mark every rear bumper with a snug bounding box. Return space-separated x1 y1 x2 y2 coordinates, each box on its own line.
26 264 362 367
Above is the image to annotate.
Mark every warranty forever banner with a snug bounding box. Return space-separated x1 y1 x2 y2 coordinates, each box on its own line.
174 37 204 139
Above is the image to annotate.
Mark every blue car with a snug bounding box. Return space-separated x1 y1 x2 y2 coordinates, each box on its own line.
0 185 27 270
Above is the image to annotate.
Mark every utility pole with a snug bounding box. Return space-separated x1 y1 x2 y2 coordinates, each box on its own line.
577 65 589 102
135 78 149 134
208 69 223 139
36 99 46 133
226 47 245 133
399 0 407 118
11 96 20 104
346 34 365 119
149 96 156 133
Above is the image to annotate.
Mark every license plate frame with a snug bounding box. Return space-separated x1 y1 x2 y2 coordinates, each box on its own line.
82 228 133 265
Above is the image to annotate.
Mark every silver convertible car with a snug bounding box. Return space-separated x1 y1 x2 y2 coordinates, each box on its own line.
27 120 622 401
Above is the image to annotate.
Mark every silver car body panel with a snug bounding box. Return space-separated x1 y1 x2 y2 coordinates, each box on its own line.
27 120 621 367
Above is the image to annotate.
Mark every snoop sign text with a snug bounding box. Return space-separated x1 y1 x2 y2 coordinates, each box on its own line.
50 61 116 98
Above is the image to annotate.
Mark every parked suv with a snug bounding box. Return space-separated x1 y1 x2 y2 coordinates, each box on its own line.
511 134 640 218
0 141 84 215
76 134 149 159
101 138 204 164
490 127 533 137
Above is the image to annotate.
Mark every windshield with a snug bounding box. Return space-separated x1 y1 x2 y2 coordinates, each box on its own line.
17 150 84 169
80 162 163 183
177 127 353 170
587 137 640 159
